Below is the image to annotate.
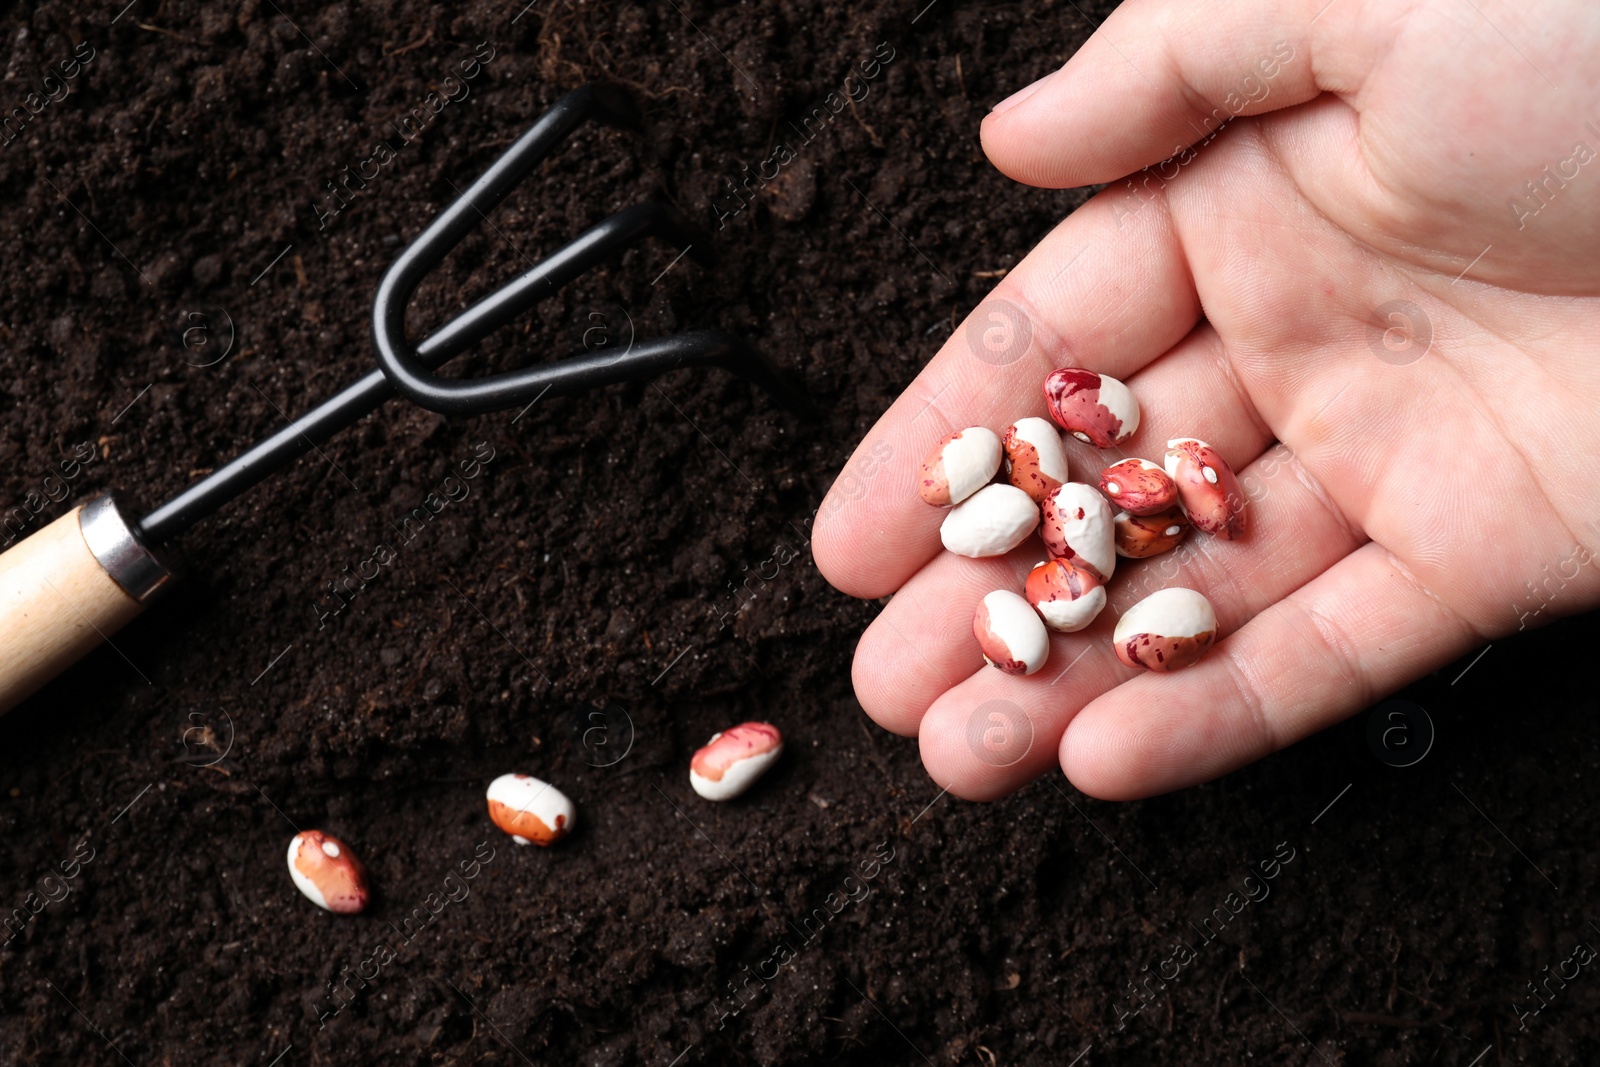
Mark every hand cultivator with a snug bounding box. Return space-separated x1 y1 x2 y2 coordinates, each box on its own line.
0 82 809 715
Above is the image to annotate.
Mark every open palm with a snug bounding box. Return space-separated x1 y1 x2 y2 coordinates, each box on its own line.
812 0 1600 800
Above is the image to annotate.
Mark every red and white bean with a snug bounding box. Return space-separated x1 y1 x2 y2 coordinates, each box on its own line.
287 831 369 914
1099 458 1178 515
1040 482 1116 580
1113 506 1189 558
487 774 576 846
1043 369 1140 448
1113 588 1218 672
1002 417 1070 503
690 723 783 801
1024 558 1106 632
918 427 1003 507
974 590 1050 675
1164 438 1246 540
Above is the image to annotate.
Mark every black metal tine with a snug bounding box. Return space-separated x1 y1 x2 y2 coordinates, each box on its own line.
137 82 813 545
372 92 740 415
475 330 818 418
139 204 696 543
417 202 708 362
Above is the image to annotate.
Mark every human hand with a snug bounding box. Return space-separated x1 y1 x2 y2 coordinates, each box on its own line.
812 0 1600 800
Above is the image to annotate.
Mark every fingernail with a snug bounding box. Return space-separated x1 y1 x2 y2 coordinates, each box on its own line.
990 72 1050 114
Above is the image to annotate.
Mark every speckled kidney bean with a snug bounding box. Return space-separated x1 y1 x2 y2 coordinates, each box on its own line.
1164 438 1246 540
1002 417 1070 503
918 427 1002 507
1113 587 1218 672
1099 458 1177 515
1024 558 1106 632
1043 369 1140 448
974 590 1050 675
1113 506 1189 558
1040 482 1116 580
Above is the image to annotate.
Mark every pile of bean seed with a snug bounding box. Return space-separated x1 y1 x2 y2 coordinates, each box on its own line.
286 722 784 913
918 369 1246 676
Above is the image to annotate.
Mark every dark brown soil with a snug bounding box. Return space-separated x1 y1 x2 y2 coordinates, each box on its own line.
0 1 1595 1064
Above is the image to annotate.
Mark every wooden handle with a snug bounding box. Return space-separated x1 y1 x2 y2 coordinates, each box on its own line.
0 503 154 714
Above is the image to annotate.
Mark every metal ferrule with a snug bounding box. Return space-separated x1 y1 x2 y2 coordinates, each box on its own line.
79 494 172 603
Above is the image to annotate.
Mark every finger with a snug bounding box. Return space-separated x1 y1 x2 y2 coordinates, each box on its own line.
1061 540 1480 800
980 0 1335 187
852 321 1268 736
853 547 1031 738
914 437 1364 801
813 188 1200 600
980 0 1372 188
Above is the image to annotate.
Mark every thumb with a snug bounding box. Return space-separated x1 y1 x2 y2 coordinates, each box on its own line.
980 0 1362 188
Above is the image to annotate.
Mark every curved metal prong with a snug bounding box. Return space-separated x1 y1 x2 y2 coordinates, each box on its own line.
489 329 819 420
373 82 801 418
136 82 815 544
374 82 657 415
415 202 704 364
